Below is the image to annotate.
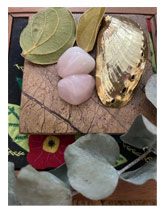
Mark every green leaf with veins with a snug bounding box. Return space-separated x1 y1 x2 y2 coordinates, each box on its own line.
20 8 76 64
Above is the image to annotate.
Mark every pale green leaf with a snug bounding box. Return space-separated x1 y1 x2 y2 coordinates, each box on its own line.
120 158 156 185
8 162 19 205
15 165 72 205
145 74 157 108
20 8 76 64
121 115 156 154
25 30 75 65
64 134 120 200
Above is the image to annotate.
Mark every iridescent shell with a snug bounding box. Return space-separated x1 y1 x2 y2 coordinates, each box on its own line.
96 16 148 108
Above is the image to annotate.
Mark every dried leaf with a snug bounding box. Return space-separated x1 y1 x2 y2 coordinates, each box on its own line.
76 7 105 52
20 8 76 64
64 134 120 200
145 74 157 108
120 115 156 154
15 165 72 205
120 158 156 185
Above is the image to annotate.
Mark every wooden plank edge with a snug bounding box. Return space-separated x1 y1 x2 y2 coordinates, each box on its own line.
8 7 157 15
10 13 34 17
72 180 156 202
8 14 13 50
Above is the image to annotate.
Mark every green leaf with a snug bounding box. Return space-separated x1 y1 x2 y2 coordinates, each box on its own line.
24 33 75 65
114 154 128 167
50 164 70 187
76 7 106 52
8 104 29 152
8 162 19 205
70 134 120 165
120 115 156 154
64 134 120 200
145 74 157 108
120 158 156 185
20 8 76 64
15 165 72 205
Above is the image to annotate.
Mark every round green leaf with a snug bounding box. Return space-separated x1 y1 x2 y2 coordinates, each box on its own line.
20 8 76 64
64 134 120 200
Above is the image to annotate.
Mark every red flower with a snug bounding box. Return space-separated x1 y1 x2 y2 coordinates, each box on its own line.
27 135 75 170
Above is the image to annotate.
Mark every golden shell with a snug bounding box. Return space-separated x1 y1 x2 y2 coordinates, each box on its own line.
96 16 148 108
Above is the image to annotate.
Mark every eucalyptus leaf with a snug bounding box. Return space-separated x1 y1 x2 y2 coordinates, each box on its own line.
70 134 120 165
121 115 157 154
120 158 156 185
49 164 70 187
20 8 76 64
145 74 157 108
8 162 19 205
64 134 120 200
76 7 105 52
15 165 72 205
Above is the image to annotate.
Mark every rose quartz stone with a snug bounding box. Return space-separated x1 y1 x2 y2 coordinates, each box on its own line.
57 47 95 78
58 74 95 105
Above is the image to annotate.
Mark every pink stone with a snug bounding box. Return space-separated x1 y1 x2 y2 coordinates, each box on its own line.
57 47 95 78
58 74 95 105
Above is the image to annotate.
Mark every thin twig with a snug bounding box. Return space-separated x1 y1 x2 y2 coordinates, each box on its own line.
118 148 151 175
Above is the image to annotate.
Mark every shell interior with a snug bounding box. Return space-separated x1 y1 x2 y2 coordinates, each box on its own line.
96 16 147 108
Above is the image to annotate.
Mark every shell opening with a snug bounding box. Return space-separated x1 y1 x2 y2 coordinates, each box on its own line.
130 75 135 81
121 87 127 94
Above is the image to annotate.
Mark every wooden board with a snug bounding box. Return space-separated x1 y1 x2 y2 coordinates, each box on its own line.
72 180 157 205
8 7 157 15
19 13 156 135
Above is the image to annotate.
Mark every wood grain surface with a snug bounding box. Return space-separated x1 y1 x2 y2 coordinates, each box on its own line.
8 7 157 15
72 180 157 205
19 14 156 135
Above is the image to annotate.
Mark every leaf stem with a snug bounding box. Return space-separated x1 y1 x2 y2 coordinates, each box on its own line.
118 148 151 175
